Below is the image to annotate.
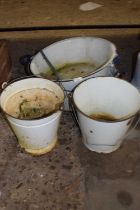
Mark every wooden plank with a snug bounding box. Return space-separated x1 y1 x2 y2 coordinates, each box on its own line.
0 28 139 40
0 41 12 87
0 0 139 29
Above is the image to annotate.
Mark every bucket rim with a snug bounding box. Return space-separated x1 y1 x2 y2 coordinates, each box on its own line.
30 36 117 82
71 76 140 123
0 76 64 121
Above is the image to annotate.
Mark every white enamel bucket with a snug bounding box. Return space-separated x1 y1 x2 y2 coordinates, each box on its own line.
72 77 140 153
0 78 64 155
29 37 119 110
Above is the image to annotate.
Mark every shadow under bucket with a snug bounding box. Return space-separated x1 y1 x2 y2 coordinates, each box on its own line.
72 77 140 153
0 77 64 155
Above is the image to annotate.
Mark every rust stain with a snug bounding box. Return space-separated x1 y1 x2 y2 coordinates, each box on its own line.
127 119 132 126
89 112 117 121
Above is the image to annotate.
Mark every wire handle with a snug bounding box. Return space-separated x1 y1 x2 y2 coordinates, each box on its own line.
40 50 68 94
40 50 81 128
68 93 81 129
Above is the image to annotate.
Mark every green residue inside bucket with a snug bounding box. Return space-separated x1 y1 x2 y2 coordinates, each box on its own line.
19 99 46 119
5 88 63 120
40 62 98 80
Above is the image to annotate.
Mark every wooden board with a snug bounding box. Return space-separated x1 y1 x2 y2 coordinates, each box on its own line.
0 0 139 29
0 41 12 87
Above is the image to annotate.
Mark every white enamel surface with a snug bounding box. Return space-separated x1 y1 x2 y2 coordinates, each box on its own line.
30 37 117 77
30 37 117 110
0 78 64 150
7 112 61 149
73 77 140 153
74 77 140 118
78 111 130 153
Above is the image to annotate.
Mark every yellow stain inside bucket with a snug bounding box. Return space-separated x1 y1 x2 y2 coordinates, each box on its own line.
40 62 98 80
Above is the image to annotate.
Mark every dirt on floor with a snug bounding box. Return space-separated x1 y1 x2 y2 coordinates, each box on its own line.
0 110 140 210
1 34 140 208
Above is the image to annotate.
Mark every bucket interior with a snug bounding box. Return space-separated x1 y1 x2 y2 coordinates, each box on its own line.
73 77 140 120
0 78 64 119
30 37 116 79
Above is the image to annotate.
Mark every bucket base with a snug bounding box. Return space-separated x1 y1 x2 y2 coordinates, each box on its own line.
22 137 58 156
83 142 121 153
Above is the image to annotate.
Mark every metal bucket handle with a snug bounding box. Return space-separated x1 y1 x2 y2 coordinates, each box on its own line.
106 52 120 77
68 93 81 129
124 112 140 138
20 54 33 76
109 53 121 77
1 75 38 90
38 50 82 128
